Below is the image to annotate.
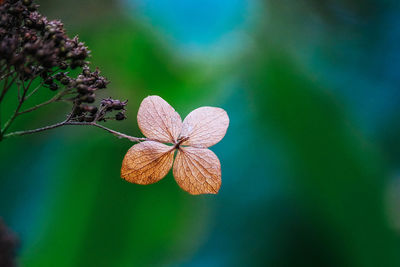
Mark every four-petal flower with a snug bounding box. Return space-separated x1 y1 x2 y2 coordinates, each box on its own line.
121 95 229 195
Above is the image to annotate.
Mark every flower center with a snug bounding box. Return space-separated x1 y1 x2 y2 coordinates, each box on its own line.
174 136 189 149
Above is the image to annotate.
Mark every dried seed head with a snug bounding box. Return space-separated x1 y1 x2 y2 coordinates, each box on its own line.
1 0 128 129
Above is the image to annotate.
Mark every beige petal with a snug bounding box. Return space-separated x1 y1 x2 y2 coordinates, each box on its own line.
173 146 221 195
180 107 229 148
121 141 175 185
137 95 182 143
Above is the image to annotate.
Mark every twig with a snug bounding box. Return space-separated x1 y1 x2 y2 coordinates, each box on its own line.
0 69 14 81
24 80 43 101
89 123 145 142
1 78 31 135
0 72 17 103
17 90 65 115
17 81 20 100
94 104 107 121
66 102 77 121
0 64 7 77
2 120 147 142
3 120 67 138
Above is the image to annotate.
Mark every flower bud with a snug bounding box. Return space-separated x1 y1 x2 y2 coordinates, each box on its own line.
60 77 69 85
54 72 64 81
24 19 33 27
59 62 68 70
23 0 32 6
77 84 88 94
49 83 58 91
115 112 126 121
83 68 90 76
89 106 98 114
28 4 37 12
86 94 95 103
44 77 53 85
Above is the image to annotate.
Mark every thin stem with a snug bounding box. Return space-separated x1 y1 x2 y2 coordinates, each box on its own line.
0 64 7 77
0 69 14 81
1 78 31 135
17 90 64 115
24 82 42 100
2 120 146 142
20 75 44 102
0 72 17 103
94 105 107 121
89 123 146 142
3 120 67 137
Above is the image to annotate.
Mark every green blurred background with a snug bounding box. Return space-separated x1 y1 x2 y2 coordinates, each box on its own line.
1 0 400 266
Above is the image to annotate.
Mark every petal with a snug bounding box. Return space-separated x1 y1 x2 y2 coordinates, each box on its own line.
180 107 229 148
173 146 221 195
137 95 182 143
121 141 175 185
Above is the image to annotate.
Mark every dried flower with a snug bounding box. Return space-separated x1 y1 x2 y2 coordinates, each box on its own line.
121 96 229 195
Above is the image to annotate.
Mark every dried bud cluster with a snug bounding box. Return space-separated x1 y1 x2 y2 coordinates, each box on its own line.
0 0 128 141
71 96 127 123
0 0 89 79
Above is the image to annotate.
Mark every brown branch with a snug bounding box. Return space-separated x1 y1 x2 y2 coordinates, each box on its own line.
0 69 14 81
0 72 17 103
89 123 146 142
2 120 147 142
1 78 32 135
0 64 7 77
3 120 67 137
